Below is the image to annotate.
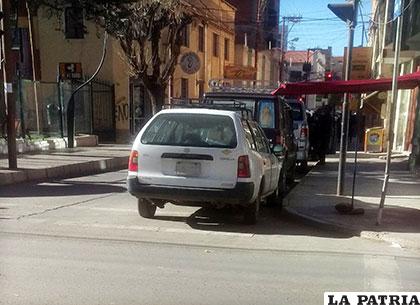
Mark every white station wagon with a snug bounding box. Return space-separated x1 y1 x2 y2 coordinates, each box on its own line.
127 107 284 224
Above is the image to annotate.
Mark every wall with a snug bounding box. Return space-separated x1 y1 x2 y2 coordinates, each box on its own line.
256 49 280 84
36 8 130 142
171 0 235 99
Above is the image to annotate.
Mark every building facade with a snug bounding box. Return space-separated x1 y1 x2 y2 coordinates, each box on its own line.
369 0 420 172
226 0 281 85
283 49 333 109
5 0 237 143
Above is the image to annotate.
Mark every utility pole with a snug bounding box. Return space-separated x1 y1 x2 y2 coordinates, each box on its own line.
328 0 359 196
279 17 286 82
377 6 404 225
279 16 302 83
1 0 17 169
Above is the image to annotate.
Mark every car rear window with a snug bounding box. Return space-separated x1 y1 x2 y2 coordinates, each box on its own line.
257 99 275 128
141 113 237 148
288 102 304 121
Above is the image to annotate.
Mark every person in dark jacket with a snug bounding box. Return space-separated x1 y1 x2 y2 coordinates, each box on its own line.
315 105 332 165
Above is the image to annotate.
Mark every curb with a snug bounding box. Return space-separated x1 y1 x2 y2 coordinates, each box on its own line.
283 206 420 250
282 206 360 236
0 156 128 186
283 193 419 250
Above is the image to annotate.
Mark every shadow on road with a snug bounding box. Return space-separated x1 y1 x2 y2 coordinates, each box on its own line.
151 162 355 239
0 180 126 197
153 204 355 239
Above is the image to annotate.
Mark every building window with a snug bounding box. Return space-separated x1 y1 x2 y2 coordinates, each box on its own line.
181 78 189 99
247 49 253 66
213 33 219 57
64 6 84 39
181 25 189 47
198 81 204 99
224 38 230 60
198 26 205 52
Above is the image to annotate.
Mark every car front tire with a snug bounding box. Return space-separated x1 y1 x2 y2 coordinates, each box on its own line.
137 198 157 218
299 160 308 171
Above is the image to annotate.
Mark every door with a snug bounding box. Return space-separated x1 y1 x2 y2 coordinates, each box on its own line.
130 83 148 137
249 122 272 195
91 81 116 142
257 124 281 191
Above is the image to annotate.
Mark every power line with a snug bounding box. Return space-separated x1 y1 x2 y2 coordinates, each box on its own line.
359 2 369 46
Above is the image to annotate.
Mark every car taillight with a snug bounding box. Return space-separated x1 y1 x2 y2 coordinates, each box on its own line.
128 150 139 172
237 155 251 178
300 126 308 139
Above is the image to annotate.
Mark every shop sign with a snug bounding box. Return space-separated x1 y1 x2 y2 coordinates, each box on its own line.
224 65 257 80
58 63 83 80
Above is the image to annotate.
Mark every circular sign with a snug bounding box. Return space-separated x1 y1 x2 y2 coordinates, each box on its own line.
180 52 201 74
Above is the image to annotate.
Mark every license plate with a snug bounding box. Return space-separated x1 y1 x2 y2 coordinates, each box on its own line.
175 161 201 177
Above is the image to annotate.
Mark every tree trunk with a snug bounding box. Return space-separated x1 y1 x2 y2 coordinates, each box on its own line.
148 85 166 115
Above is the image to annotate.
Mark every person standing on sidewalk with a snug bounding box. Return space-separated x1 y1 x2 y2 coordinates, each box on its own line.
316 105 332 165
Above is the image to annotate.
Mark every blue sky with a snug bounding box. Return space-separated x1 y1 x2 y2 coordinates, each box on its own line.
280 0 372 56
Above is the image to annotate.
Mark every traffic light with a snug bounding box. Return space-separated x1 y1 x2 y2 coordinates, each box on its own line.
327 1 358 26
325 71 333 81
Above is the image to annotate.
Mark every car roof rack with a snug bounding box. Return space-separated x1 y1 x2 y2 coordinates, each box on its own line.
208 78 280 94
163 99 253 120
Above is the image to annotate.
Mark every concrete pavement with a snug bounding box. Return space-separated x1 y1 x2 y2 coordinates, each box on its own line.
284 153 420 250
2 171 419 304
0 145 130 186
2 231 419 305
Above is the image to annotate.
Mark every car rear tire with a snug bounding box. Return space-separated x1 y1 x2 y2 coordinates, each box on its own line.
243 196 260 225
137 198 156 218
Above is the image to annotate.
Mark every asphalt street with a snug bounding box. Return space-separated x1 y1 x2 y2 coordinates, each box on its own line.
1 170 420 305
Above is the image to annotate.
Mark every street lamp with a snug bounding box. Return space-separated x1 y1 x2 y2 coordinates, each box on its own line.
328 0 359 196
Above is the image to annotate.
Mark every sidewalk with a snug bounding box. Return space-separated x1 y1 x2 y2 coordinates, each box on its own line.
284 153 420 250
0 145 130 186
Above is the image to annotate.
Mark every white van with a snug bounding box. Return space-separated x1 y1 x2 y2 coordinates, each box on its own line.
127 108 283 224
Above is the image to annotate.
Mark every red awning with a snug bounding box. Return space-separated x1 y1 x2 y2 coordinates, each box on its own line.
272 70 420 96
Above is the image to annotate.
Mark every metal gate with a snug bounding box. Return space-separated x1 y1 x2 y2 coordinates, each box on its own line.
17 78 115 142
90 80 115 142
